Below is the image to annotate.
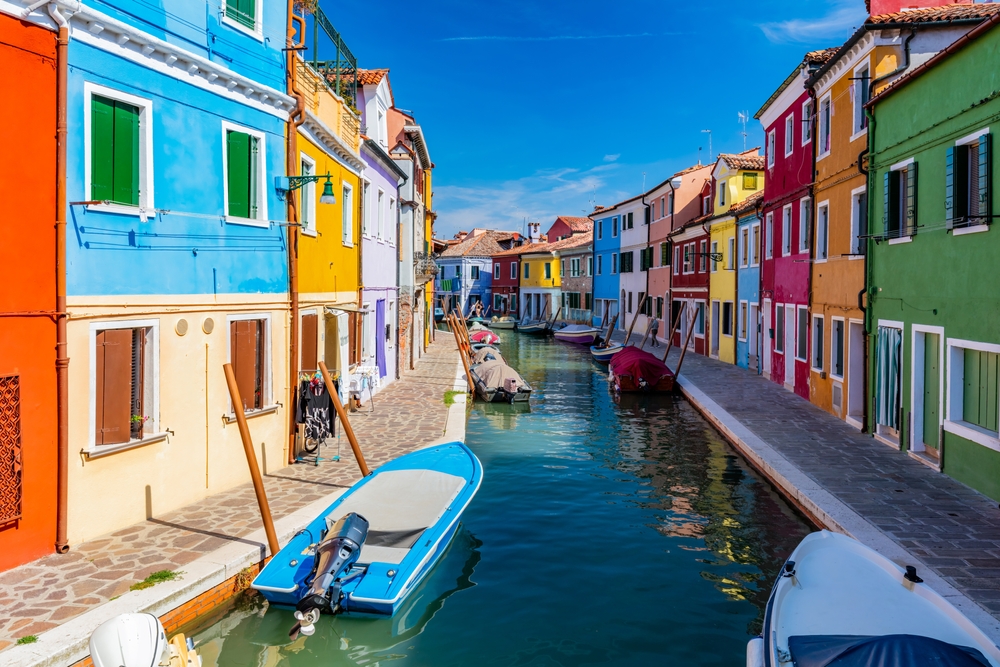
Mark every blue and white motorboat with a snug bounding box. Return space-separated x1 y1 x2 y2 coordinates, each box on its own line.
252 442 483 638
590 343 624 363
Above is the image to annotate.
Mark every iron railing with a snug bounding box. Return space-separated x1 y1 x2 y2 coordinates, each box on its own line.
415 252 439 278
308 8 358 105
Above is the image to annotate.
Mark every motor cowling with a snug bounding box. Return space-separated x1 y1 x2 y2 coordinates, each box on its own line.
90 613 169 667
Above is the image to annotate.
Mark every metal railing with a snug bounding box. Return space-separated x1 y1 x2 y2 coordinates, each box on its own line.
415 252 439 278
307 7 358 106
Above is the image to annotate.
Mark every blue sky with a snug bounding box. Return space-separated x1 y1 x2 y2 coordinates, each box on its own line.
332 0 868 239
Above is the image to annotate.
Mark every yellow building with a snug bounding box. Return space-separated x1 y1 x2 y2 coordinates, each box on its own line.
707 151 765 365
518 243 561 321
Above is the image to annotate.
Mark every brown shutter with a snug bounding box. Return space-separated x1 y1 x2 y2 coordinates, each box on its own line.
301 313 318 372
96 329 133 445
231 320 260 411
348 313 357 367
254 319 265 410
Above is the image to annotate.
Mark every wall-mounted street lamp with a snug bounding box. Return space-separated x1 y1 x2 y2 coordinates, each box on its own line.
697 251 724 262
274 173 337 204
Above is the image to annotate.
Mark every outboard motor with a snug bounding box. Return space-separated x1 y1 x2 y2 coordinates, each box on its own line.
90 613 169 667
291 512 369 639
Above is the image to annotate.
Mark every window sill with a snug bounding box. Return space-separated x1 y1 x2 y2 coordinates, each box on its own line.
343 241 355 248
221 14 264 42
83 432 169 460
817 151 830 162
301 228 318 238
849 128 868 144
848 254 865 261
952 224 990 237
814 258 828 264
944 419 1000 453
225 215 269 228
86 203 152 218
888 236 912 245
224 404 280 424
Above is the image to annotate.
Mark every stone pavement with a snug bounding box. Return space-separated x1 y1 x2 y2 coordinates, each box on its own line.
619 331 1000 627
0 338 462 652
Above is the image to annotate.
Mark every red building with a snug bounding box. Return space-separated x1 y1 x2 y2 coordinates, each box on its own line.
545 215 593 242
668 178 715 355
491 246 523 315
755 49 835 399
0 11 59 570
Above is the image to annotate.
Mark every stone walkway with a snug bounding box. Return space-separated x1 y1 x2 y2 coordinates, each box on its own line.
0 338 462 652
619 331 1000 624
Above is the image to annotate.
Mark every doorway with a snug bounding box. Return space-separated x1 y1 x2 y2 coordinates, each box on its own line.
911 327 943 459
785 305 795 389
711 300 721 358
762 299 771 379
847 319 865 428
749 303 759 372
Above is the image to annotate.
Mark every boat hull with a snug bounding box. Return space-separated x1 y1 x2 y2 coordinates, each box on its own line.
590 344 624 363
554 330 599 344
517 323 549 335
609 371 674 393
489 319 517 330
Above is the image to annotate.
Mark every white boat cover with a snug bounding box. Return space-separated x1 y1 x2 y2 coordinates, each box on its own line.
467 322 489 331
556 324 599 333
326 469 465 565
787 634 991 667
473 359 524 390
471 346 504 365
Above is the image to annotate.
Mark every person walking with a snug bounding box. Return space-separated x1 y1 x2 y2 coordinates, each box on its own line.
650 317 660 347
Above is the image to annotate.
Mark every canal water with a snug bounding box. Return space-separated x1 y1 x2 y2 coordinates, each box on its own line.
189 333 813 666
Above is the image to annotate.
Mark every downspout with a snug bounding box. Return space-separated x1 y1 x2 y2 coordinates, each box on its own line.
285 2 306 464
642 194 651 330
49 1 70 553
357 177 364 366
395 198 401 379
807 81 818 399
755 198 764 375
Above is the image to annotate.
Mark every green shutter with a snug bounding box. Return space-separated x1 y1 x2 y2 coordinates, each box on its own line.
227 131 251 219
905 163 917 236
883 171 891 237
91 96 115 201
979 134 992 223
945 147 955 229
228 0 255 29
249 135 259 218
964 350 999 432
113 101 140 206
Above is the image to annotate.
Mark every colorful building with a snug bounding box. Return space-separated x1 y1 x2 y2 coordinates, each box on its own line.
590 208 621 328
867 12 1000 497
43 0 294 543
806 2 1000 432
546 215 592 242
558 232 595 323
706 151 765 365
616 197 650 336
734 193 763 371
519 242 562 321
669 177 717 356
436 230 520 316
491 245 524 317
756 49 834 399
0 9 58 569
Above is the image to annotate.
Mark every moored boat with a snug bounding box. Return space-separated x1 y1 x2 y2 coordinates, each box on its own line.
434 308 445 323
470 345 504 365
252 442 483 636
749 530 1000 667
469 329 501 345
608 347 675 393
516 320 549 335
553 324 601 344
489 316 517 330
590 343 624 363
470 359 532 403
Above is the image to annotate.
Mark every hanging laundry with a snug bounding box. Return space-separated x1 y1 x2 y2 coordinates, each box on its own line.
295 376 336 443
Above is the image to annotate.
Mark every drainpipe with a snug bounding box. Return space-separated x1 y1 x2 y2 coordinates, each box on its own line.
755 197 764 375
807 80 819 399
642 194 651 331
49 1 70 553
285 1 306 464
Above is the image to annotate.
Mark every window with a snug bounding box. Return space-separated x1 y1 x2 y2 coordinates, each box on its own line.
885 162 917 239
816 202 830 260
682 246 692 274
740 228 749 267
454 265 461 277
726 237 735 270
494 263 501 279
229 316 269 412
597 219 603 240
694 302 706 335
851 188 868 255
751 223 761 266
639 248 648 272
300 155 316 236
668 192 675 216
775 305 785 353
361 182 371 235
699 240 708 272
739 302 748 341
545 262 552 279
566 292 581 309
612 253 619 274
224 123 266 224
587 256 593 276
524 263 530 279
718 180 726 207
92 323 156 446
765 212 773 259
561 259 566 277
853 64 870 135
342 183 354 245
785 114 794 156
946 132 992 230
782 205 792 256
377 189 385 239
819 96 832 155
710 241 719 272
585 292 593 310
812 315 824 371
799 198 811 252
388 198 396 244
659 197 665 219
796 306 808 361
660 242 669 267
88 86 153 212
620 251 633 273
743 172 758 191
626 212 634 229
703 195 711 216
494 294 503 311
644 207 651 225
802 100 813 145
946 341 1000 444
613 217 619 237
597 254 603 275
831 319 845 378
511 262 518 280
722 302 734 337
673 246 680 274
224 0 261 33
655 297 663 319
767 129 776 168
627 292 633 313
471 265 480 280
570 258 581 277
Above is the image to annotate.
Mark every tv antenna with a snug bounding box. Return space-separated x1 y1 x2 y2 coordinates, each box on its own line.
738 111 749 151
701 129 713 161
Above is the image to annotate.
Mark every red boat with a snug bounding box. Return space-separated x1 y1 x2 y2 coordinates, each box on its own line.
608 347 675 393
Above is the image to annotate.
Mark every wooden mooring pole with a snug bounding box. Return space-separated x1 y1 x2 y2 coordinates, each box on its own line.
662 307 685 363
318 361 372 477
672 305 699 377
449 314 476 393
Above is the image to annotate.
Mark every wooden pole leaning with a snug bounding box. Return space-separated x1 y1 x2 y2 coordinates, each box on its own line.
223 363 280 557
662 307 685 363
449 315 476 393
318 361 372 477
605 313 619 346
598 302 610 345
639 320 652 349
673 305 699 377
624 297 646 346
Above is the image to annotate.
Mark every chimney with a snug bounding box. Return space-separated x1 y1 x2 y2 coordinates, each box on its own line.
527 222 541 243
868 0 969 17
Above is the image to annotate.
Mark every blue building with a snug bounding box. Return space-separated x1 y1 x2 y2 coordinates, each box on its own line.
591 208 621 328
34 0 297 543
733 194 763 371
436 230 520 316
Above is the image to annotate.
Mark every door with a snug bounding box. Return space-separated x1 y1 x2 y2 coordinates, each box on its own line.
375 300 387 378
784 305 795 387
848 320 865 424
762 299 771 378
921 332 941 454
711 300 721 357
300 312 318 373
749 303 759 371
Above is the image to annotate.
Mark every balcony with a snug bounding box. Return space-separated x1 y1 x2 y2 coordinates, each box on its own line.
416 252 440 283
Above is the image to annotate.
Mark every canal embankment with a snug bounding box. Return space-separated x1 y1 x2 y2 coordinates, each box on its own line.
618 331 1000 644
0 338 468 667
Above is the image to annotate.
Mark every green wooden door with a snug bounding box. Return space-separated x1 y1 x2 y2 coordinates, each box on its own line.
923 333 940 450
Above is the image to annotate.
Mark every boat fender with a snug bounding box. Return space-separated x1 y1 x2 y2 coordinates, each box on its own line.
745 637 764 667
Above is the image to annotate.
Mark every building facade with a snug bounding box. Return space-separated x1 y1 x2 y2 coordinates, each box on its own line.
557 233 594 323
519 244 561 322
546 215 592 242
734 195 763 371
615 198 650 336
491 246 523 317
669 179 716 355
436 230 518 316
590 208 621 328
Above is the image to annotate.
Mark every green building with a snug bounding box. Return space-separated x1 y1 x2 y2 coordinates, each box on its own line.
867 14 999 498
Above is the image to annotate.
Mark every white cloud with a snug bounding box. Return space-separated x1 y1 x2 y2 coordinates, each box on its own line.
603 154 620 162
759 1 866 44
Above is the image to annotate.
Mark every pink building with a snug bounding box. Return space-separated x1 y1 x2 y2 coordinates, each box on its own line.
755 49 836 398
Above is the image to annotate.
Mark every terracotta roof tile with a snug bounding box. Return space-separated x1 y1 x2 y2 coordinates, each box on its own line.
440 230 517 257
720 149 765 171
357 69 389 85
805 47 840 65
555 216 594 232
729 191 764 216
868 3 1000 25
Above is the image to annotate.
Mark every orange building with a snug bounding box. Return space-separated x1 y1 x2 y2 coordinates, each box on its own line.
0 11 59 570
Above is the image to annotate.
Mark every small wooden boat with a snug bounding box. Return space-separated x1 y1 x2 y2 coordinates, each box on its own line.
468 329 501 345
434 308 445 323
608 347 675 393
590 343 624 363
489 316 517 330
470 359 532 403
749 530 1000 667
516 320 549 335
252 442 483 636
553 324 601 344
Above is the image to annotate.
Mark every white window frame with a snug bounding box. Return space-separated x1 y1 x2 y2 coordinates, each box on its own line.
226 312 274 415
727 237 735 271
377 188 385 239
811 314 825 372
87 318 161 454
830 316 846 380
851 61 870 142
710 241 719 273
221 120 268 227
361 180 371 237
816 200 830 261
511 261 519 280
751 222 761 266
850 185 867 256
738 300 749 342
342 181 354 246
740 226 750 268
795 305 809 362
718 179 726 207
784 113 794 157
587 256 593 276
387 300 395 348
767 129 776 168
612 252 619 274
888 158 916 244
388 197 396 245
945 337 1000 451
673 246 680 275
799 197 811 253
221 0 265 40
612 216 619 238
597 219 603 240
782 205 792 256
765 212 774 259
801 99 813 146
84 82 155 218
299 152 317 237
818 93 832 159
494 263 501 280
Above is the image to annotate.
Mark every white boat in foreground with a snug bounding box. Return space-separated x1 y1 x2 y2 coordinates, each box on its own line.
749 530 1000 667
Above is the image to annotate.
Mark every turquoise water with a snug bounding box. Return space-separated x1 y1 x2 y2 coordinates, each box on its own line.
190 333 812 666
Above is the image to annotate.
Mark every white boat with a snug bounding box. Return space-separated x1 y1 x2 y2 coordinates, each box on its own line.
749 530 1000 667
552 324 600 344
489 316 517 330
